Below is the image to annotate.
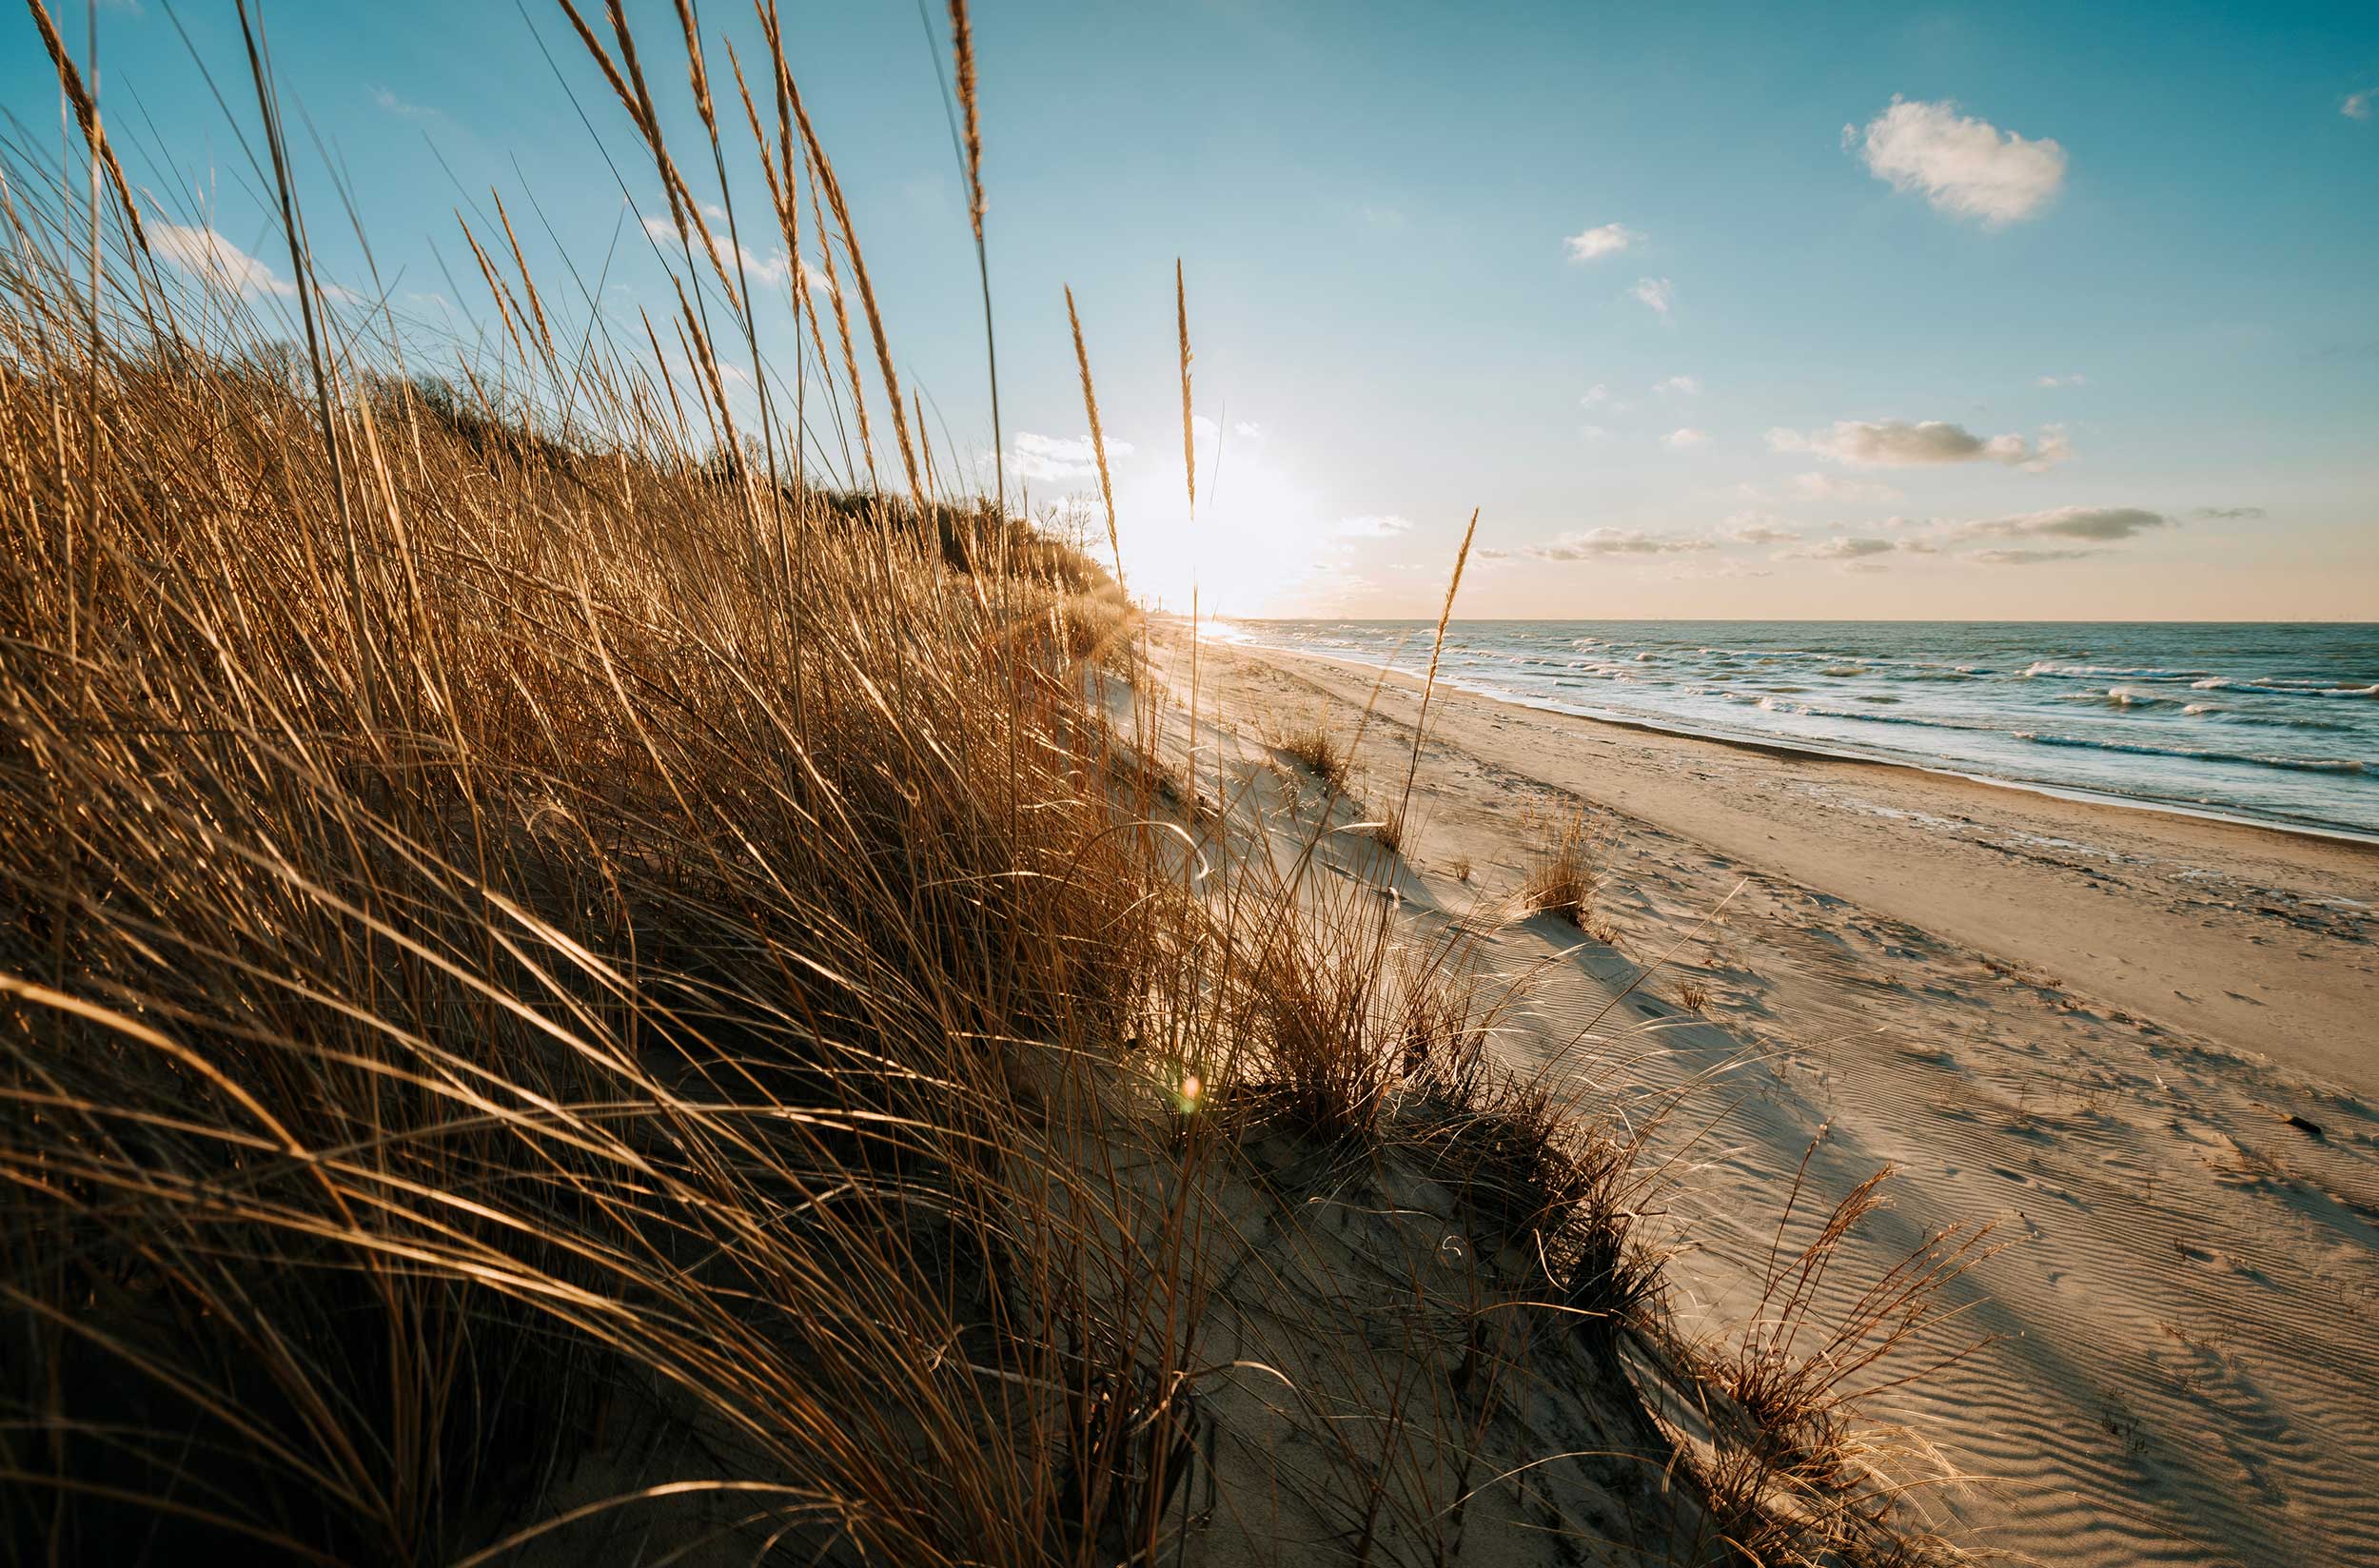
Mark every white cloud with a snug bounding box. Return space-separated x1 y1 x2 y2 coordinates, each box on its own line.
1234 420 1265 440
1768 418 2071 470
1661 427 1709 451
371 87 442 122
2035 373 2087 388
1564 222 1642 262
1579 424 1612 441
641 212 792 286
152 224 298 299
1789 471 1902 502
1337 515 1413 539
1009 430 1133 483
1724 512 1799 544
1580 382 1633 413
1191 414 1220 441
152 224 360 304
2020 425 2072 471
1629 277 1675 318
1782 536 1900 560
2344 90 2373 121
1849 96 2067 225
1525 527 1715 560
1655 374 1701 395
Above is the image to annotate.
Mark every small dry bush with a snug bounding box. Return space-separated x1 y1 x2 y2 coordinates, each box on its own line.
1655 1155 1992 1567
1267 713 1354 794
1237 884 1404 1141
1677 979 1712 1012
1522 805 1596 926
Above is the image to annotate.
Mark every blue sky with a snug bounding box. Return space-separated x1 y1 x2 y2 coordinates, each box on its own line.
9 0 2376 617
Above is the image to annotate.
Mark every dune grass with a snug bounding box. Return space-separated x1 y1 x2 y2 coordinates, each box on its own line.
1522 805 1599 929
1 4 1978 1564
1267 714 1357 794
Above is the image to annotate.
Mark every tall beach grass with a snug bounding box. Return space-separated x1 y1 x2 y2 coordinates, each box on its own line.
1 5 1979 1564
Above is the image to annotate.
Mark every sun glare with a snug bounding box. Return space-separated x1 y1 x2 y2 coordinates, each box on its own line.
1107 430 1340 616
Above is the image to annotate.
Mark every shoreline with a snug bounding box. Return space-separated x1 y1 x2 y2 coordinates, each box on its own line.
1167 629 2379 1568
1201 630 2379 850
1184 633 2379 1099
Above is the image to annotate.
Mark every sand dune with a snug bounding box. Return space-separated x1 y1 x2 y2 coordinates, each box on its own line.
1174 634 2379 1568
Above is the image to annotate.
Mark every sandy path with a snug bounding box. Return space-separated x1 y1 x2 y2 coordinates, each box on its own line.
1170 635 2379 1568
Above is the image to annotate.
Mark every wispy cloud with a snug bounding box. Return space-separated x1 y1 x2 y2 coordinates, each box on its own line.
1563 222 1642 262
1782 536 1900 560
639 213 793 286
1009 431 1133 483
1234 420 1265 440
1790 471 1902 502
1580 382 1632 411
1669 559 1775 582
1848 96 2067 225
1337 515 1413 539
1970 547 2095 566
1524 527 1715 560
1661 427 1708 451
1952 504 2169 541
2344 89 2373 121
150 223 360 303
2191 504 2265 520
1768 418 2071 471
2034 372 2087 388
371 86 444 123
1724 513 1799 544
1655 374 1701 395
1629 277 1675 318
1760 504 2181 568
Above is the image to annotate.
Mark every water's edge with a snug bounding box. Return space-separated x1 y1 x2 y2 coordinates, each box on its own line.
1199 622 2379 850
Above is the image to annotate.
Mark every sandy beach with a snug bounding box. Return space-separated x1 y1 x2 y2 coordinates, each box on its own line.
1170 632 2379 1568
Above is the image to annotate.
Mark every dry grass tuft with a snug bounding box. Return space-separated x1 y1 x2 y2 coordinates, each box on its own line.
1267 714 1354 794
1521 805 1596 927
1657 1148 1995 1566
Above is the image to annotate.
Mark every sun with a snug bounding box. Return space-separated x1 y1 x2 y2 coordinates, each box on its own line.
1108 435 1338 616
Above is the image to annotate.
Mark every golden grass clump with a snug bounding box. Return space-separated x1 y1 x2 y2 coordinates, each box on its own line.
1266 713 1355 794
1522 803 1597 927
